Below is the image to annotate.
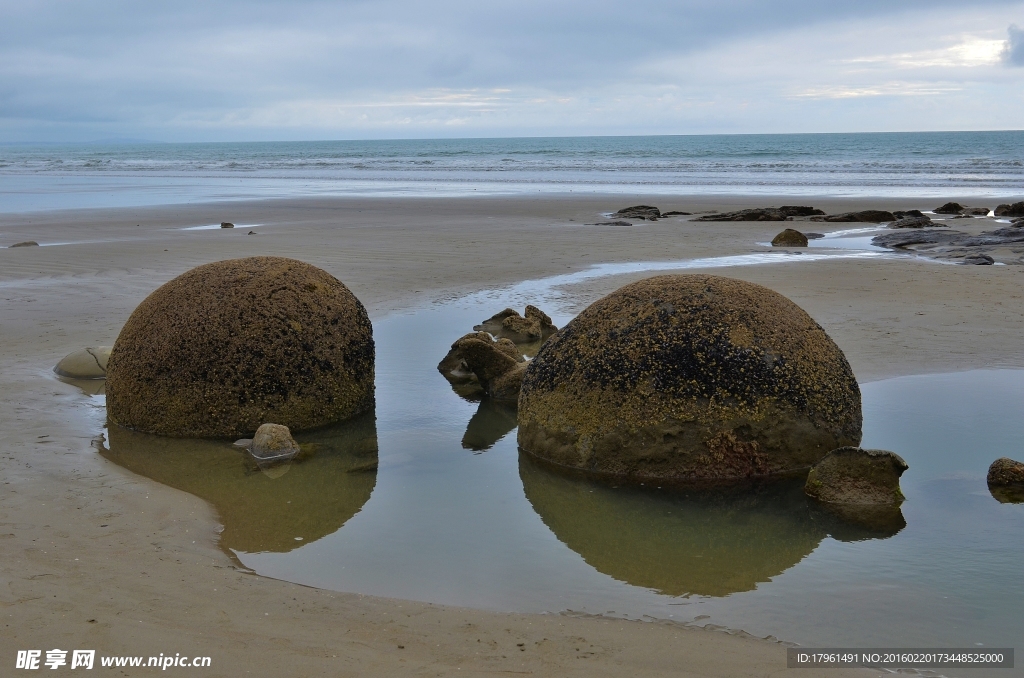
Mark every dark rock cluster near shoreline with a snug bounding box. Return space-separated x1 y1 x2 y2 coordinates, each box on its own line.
696 206 824 222
872 225 1024 264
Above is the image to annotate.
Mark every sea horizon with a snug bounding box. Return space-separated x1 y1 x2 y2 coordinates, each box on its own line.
2 130 1022 213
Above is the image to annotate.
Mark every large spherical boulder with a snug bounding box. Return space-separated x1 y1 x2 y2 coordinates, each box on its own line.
107 257 374 437
517 274 862 482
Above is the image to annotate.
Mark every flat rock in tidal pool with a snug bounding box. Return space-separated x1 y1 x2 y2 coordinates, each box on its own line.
10 241 39 248
54 347 112 379
804 447 908 506
771 228 808 247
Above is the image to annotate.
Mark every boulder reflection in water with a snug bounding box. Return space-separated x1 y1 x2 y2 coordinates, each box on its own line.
519 454 903 597
461 399 518 452
100 411 378 554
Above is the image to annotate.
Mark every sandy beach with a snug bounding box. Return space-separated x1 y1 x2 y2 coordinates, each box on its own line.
3 194 1023 676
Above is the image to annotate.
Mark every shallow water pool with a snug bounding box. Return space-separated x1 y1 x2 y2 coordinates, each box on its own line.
91 262 1024 673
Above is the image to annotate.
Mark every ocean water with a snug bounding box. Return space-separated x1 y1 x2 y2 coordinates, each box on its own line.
2 131 1023 212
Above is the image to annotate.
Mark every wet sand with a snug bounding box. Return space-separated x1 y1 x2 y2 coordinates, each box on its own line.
3 194 1022 676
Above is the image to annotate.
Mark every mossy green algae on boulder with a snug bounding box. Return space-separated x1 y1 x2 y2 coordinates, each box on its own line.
107 257 374 438
517 274 862 482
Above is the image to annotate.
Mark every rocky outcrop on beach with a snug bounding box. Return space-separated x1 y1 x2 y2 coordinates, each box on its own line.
962 254 995 265
696 206 824 222
771 228 808 246
893 209 926 219
889 215 934 229
586 220 634 226
873 226 1024 251
804 447 908 505
106 256 375 438
474 305 557 344
54 347 112 379
995 202 1024 217
812 210 895 223
614 205 661 220
221 222 235 229
249 423 301 463
10 241 39 247
934 202 965 214
517 275 862 482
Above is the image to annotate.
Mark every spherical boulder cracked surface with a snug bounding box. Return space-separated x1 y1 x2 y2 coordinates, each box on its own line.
107 257 374 438
517 274 862 482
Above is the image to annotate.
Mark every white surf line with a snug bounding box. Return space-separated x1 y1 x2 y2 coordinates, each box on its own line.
455 250 894 316
179 223 261 231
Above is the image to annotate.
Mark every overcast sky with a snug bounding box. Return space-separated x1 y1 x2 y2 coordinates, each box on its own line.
1 0 1023 142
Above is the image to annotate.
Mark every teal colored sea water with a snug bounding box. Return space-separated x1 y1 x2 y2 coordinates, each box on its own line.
3 131 1024 212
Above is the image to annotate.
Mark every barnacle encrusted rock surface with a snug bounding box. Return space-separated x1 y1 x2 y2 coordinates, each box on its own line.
517 274 862 482
106 256 374 438
804 447 908 505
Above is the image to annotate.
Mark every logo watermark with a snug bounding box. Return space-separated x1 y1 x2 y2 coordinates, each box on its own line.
16 650 211 670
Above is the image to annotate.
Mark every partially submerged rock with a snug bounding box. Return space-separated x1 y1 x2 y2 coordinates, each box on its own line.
804 447 908 506
586 220 633 226
697 206 823 222
221 222 235 228
964 207 991 216
106 256 375 438
812 210 896 223
994 202 1024 217
614 205 661 220
453 335 528 402
771 228 808 247
893 209 926 219
987 457 1024 485
250 423 300 463
10 241 39 248
438 331 522 386
54 347 112 379
518 274 863 483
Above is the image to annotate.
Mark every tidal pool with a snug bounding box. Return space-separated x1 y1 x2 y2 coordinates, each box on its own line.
89 261 1023 672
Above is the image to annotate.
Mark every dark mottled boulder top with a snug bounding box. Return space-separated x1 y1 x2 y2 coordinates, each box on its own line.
107 256 374 438
873 226 1024 249
518 274 862 481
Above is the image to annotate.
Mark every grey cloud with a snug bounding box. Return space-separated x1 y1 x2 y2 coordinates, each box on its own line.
0 0 1020 140
1005 24 1024 66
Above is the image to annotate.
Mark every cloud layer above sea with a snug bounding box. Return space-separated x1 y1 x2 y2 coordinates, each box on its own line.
1 0 1023 141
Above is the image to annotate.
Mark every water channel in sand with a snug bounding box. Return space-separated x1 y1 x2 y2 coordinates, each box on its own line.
66 250 1023 666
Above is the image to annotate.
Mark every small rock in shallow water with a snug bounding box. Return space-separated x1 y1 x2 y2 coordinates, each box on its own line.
247 230 257 235
450 335 527 402
987 457 1024 485
893 210 926 219
233 438 253 448
54 347 112 379
964 207 991 216
805 447 908 506
10 241 39 248
250 423 300 462
221 222 234 228
771 228 808 247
